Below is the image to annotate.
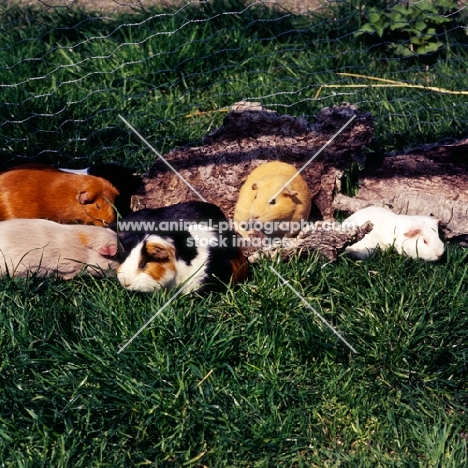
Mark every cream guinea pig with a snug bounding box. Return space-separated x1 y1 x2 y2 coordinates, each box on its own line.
344 206 445 261
0 219 119 279
233 161 311 238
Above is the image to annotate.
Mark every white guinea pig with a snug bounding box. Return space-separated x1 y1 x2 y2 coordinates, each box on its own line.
343 206 445 261
0 219 119 279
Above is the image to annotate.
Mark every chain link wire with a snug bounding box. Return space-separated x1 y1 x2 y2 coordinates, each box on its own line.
1 0 467 171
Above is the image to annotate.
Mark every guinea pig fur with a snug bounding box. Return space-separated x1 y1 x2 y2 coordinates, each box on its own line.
59 163 141 216
233 161 311 238
0 219 119 279
112 201 249 294
0 165 119 226
344 206 445 261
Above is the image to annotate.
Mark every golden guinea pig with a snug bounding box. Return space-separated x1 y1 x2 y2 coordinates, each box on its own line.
233 161 311 238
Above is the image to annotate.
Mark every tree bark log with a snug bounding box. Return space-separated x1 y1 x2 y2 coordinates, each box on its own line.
135 101 468 256
243 221 373 263
333 138 468 241
137 101 374 220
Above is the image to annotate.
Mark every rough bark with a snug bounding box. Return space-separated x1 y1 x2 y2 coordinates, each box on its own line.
137 101 374 220
242 221 373 263
333 138 468 241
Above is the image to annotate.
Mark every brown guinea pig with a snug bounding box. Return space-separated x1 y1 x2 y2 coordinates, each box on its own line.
0 165 119 226
59 163 142 216
233 161 311 238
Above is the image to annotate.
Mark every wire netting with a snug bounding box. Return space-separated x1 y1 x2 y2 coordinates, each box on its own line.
1 0 467 172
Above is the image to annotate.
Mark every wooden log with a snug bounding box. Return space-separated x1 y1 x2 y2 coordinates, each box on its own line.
333 138 468 241
242 221 373 263
137 101 374 220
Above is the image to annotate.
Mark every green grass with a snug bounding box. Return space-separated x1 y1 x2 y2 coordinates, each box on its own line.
1 1 468 465
1 0 468 170
1 247 467 466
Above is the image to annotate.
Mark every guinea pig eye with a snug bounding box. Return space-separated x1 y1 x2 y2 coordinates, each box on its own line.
269 198 276 205
96 203 100 210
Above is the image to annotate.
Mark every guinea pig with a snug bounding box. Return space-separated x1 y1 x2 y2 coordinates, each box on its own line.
112 201 249 294
59 163 142 216
343 206 445 261
233 161 311 238
0 219 119 279
0 165 119 226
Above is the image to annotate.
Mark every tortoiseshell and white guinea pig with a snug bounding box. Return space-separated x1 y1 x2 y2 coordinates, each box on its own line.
0 164 118 226
0 219 119 279
111 201 249 294
344 206 445 261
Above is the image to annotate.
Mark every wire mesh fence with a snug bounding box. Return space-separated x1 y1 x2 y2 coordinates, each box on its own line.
1 0 467 172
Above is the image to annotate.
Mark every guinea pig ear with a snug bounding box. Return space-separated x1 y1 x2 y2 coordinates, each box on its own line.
77 191 97 204
145 242 170 261
404 228 422 238
282 188 299 197
98 242 118 257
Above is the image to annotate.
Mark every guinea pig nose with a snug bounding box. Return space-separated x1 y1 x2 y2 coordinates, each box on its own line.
118 277 131 287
